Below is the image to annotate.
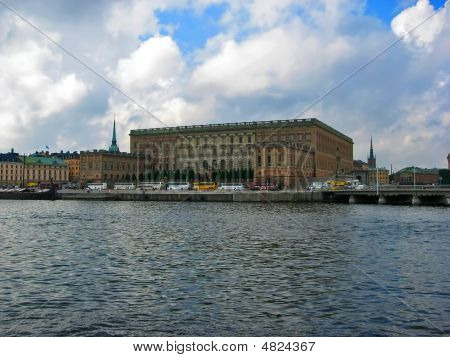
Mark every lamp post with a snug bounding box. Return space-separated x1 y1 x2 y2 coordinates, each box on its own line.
335 146 340 179
413 166 416 189
376 166 379 196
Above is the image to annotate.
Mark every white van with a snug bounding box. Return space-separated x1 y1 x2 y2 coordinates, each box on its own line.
217 183 245 191
167 182 190 190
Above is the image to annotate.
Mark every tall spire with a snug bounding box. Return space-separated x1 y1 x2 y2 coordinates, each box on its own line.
109 115 120 153
368 136 376 169
112 117 117 145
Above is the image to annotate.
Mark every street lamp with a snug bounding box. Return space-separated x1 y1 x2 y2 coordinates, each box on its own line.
376 166 379 196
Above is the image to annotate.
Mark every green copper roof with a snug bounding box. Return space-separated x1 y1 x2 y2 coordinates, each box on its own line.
129 118 353 143
396 167 440 175
19 156 67 166
109 119 120 153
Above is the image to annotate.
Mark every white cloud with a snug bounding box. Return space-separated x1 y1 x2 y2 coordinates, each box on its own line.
391 0 447 48
0 14 88 151
111 36 185 93
190 21 353 97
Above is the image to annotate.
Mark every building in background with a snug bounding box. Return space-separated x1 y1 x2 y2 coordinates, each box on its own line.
391 167 440 185
368 167 389 186
50 151 80 183
21 154 69 186
129 118 353 189
80 120 144 187
352 159 369 185
0 149 22 187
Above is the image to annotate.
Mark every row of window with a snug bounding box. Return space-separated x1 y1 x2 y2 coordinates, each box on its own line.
257 155 312 168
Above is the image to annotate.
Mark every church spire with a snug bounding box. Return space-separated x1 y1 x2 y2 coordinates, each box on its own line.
109 115 120 153
368 136 376 169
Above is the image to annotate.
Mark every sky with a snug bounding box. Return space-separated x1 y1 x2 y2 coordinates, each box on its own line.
0 0 449 170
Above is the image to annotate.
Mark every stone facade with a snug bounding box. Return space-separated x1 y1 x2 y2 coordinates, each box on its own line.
368 168 389 186
391 167 440 185
129 118 353 189
1 150 69 187
80 150 144 186
352 159 369 185
49 151 80 183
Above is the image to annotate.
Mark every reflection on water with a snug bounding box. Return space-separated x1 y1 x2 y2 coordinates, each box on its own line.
0 201 448 336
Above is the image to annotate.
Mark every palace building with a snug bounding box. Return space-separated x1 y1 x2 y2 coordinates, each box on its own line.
129 118 353 189
0 149 22 187
80 120 144 186
0 149 69 187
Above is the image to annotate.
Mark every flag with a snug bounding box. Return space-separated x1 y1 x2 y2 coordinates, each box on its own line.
45 145 49 150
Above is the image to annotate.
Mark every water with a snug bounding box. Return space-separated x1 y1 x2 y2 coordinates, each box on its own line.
0 200 448 336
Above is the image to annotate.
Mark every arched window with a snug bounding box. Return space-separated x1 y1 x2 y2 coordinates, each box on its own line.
203 160 209 170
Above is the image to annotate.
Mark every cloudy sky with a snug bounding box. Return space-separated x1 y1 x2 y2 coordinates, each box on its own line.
0 0 449 170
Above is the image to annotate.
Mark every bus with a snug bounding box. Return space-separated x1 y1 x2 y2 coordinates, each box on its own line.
193 182 218 191
217 183 245 191
328 180 349 190
87 183 107 191
138 182 165 190
114 183 136 190
167 182 190 190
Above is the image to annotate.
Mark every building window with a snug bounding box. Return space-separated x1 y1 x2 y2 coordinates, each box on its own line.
248 135 252 143
267 155 272 167
230 136 234 144
257 156 262 167
278 153 283 166
239 136 243 144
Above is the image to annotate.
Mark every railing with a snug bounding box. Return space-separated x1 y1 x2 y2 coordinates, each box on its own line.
331 185 450 192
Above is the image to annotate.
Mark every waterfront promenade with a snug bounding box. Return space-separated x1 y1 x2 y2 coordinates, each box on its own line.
58 187 450 205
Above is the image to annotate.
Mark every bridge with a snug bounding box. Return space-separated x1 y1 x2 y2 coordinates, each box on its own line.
323 186 450 205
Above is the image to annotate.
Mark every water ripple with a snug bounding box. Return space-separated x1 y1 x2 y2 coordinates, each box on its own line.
0 201 448 336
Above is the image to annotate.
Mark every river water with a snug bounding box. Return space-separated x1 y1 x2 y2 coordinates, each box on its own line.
0 200 448 336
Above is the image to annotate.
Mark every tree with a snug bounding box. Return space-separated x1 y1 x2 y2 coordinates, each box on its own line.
132 173 137 182
125 174 131 182
241 168 248 182
181 169 187 181
139 173 144 181
174 169 181 181
188 169 195 181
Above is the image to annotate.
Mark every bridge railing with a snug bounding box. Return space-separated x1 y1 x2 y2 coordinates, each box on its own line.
328 185 450 192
